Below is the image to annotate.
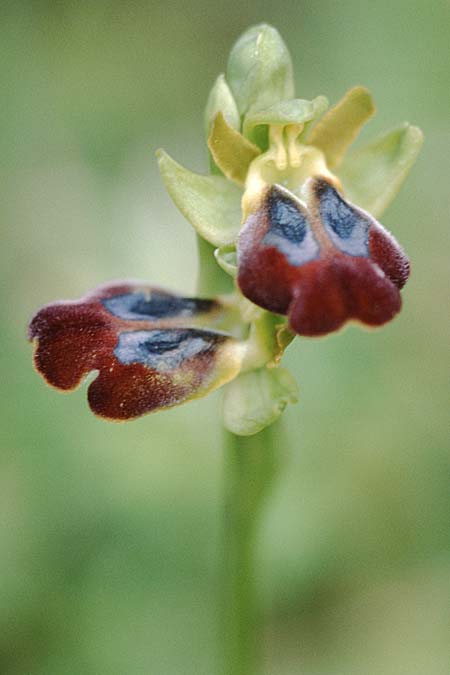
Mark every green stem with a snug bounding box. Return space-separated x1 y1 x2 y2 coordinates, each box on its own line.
222 424 281 675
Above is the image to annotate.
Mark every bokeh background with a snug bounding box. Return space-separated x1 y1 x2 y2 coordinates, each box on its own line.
2 1 449 673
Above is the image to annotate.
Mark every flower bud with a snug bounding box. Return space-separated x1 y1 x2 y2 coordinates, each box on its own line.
226 24 294 116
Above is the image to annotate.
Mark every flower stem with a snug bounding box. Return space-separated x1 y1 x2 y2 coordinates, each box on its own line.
221 424 281 675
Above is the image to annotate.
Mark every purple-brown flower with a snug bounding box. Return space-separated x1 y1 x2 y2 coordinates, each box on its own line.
237 176 410 336
28 282 242 420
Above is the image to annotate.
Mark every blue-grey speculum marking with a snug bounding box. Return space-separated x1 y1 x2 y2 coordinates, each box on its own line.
114 329 224 370
262 189 320 266
268 191 308 243
317 182 370 257
103 292 215 321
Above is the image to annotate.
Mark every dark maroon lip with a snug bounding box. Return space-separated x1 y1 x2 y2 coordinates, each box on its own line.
237 177 410 337
29 282 235 420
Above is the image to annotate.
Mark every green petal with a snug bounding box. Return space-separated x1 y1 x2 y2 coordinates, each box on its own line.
338 123 424 217
243 96 328 141
157 149 243 247
204 74 240 137
223 366 299 436
208 112 261 185
226 24 294 116
307 86 376 168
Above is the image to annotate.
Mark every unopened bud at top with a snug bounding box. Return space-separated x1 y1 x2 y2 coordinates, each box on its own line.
226 24 295 116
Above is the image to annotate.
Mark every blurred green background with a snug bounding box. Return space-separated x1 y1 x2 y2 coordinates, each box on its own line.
1 1 449 673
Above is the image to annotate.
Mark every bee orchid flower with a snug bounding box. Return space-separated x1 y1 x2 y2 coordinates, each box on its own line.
29 283 244 420
29 24 422 434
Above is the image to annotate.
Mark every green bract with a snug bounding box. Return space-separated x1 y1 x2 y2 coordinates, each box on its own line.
223 367 299 436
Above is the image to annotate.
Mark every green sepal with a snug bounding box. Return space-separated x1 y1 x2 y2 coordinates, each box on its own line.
226 24 294 116
157 149 243 247
223 366 299 436
337 123 424 217
208 113 261 185
243 96 329 142
214 245 238 277
204 74 240 137
307 86 376 169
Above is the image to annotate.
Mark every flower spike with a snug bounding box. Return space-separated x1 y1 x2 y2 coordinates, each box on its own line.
237 178 409 337
28 282 243 420
29 24 422 433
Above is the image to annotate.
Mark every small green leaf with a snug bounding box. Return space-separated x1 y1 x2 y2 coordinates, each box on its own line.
223 366 299 436
307 86 376 168
157 149 243 247
208 112 261 185
227 24 294 116
243 96 329 140
214 245 238 277
204 74 240 137
338 123 424 217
